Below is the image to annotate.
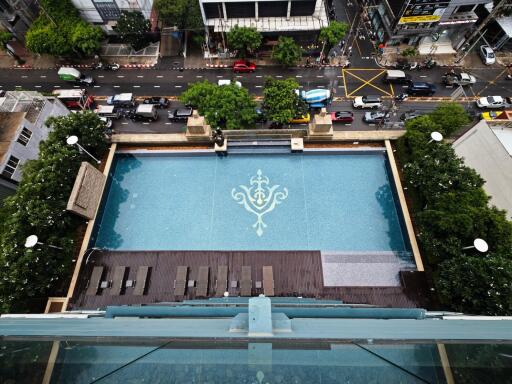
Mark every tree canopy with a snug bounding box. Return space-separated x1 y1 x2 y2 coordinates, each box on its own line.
25 0 103 57
227 26 262 57
319 21 349 47
272 36 303 67
0 112 108 313
154 0 203 29
262 78 307 125
115 11 152 52
180 81 257 129
0 31 12 48
395 102 512 315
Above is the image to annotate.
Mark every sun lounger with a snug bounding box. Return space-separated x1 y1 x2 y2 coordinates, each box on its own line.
174 266 188 296
215 265 228 296
240 266 252 296
133 266 150 296
263 266 275 296
86 266 104 296
197 266 210 297
110 266 127 296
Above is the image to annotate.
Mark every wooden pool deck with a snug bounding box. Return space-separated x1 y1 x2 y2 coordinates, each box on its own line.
69 250 428 310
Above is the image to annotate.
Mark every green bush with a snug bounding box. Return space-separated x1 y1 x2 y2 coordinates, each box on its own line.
397 102 512 315
0 112 108 313
26 0 103 57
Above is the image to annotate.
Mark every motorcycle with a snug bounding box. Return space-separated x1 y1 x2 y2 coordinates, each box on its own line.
394 93 408 102
418 58 436 70
506 74 512 80
93 62 120 71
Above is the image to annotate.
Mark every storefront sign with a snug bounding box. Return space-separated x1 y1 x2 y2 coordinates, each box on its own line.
398 0 449 24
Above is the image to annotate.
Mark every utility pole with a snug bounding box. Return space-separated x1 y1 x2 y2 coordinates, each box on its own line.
455 0 512 62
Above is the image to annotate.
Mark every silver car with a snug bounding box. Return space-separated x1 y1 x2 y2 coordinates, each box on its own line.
479 45 496 65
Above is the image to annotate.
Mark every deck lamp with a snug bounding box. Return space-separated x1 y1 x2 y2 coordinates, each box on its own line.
66 135 101 164
428 131 443 143
462 238 489 253
24 235 63 250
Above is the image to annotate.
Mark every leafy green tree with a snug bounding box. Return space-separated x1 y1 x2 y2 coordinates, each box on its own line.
71 22 104 56
319 21 349 48
271 36 303 67
180 81 257 129
0 112 108 313
429 102 471 136
0 31 12 48
115 10 151 51
26 0 103 57
262 78 307 125
401 47 418 57
155 0 203 29
227 26 262 57
436 255 512 315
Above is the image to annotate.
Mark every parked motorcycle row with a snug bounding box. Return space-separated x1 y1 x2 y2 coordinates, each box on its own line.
91 62 120 71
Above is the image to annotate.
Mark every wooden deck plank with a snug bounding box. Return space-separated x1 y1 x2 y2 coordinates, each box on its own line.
196 266 210 297
110 266 126 296
85 266 104 296
133 266 150 296
215 265 228 296
263 266 274 297
70 251 427 310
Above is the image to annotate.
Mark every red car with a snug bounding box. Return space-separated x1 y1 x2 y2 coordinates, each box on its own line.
330 111 354 123
233 60 256 73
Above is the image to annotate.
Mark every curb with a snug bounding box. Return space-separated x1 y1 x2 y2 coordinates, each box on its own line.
12 63 157 70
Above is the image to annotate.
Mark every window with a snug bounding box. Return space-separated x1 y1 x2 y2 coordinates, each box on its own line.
2 155 19 178
93 0 121 21
17 127 32 146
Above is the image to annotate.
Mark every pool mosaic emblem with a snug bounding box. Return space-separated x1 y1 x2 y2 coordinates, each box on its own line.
231 169 289 236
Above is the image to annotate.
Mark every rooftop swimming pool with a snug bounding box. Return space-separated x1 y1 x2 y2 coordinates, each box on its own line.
93 150 409 256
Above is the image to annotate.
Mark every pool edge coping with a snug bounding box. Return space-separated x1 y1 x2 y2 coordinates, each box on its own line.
63 143 118 310
385 140 424 272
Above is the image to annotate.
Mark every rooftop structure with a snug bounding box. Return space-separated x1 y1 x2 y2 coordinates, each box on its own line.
453 120 512 219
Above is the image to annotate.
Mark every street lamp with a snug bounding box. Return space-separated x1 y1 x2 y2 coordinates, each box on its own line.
462 238 489 253
66 135 101 164
24 235 63 250
428 131 443 144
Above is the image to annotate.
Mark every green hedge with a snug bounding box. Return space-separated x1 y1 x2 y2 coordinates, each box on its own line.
0 112 108 313
397 102 512 315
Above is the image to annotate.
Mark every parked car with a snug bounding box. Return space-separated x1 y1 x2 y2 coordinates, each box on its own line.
363 111 389 124
168 107 193 121
442 72 476 86
107 93 135 107
143 97 169 108
400 110 423 121
479 45 496 65
407 82 436 96
352 95 382 109
330 111 354 123
233 60 256 73
383 70 411 84
129 104 158 122
289 113 311 124
218 79 242 87
476 96 512 109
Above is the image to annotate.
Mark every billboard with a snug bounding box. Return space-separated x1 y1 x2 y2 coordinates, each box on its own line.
398 0 449 24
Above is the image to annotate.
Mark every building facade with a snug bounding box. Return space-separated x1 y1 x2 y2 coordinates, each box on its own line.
366 0 489 50
199 0 329 49
0 0 38 43
71 0 154 33
0 91 69 197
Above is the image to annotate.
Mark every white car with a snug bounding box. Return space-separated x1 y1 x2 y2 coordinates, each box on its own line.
218 79 242 87
352 95 382 109
479 45 496 65
476 96 508 109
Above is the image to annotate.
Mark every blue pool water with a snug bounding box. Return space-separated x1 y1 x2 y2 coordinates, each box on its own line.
94 151 408 252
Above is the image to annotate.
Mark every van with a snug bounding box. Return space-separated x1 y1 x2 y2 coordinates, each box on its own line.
383 70 411 84
58 67 94 86
352 95 382 109
107 93 135 108
96 105 121 120
407 82 436 96
130 104 158 121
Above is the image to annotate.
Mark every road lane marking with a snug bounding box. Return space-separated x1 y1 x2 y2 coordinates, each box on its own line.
137 75 144 78
316 75 324 78
295 75 302 78
121 122 128 125
143 122 149 125
420 75 427 78
318 85 325 88
165 122 172 125
156 75 163 78
40 75 46 78
196 75 203 78
53 85 60 88
255 85 262 88
117 75 124 78
98 75 104 78
154 85 160 87
34 86 41 88
175 85 182 88
337 75 343 78
217 75 223 78
21 75 27 78
94 85 101 88
73 85 80 88
133 85 140 88
114 85 120 88
276 75 283 78
256 75 262 78
177 75 183 78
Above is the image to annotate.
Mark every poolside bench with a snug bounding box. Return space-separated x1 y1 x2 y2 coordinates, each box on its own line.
86 266 104 296
263 266 275 296
133 266 150 296
197 266 210 297
174 266 188 296
215 265 228 296
110 266 127 296
240 266 252 296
